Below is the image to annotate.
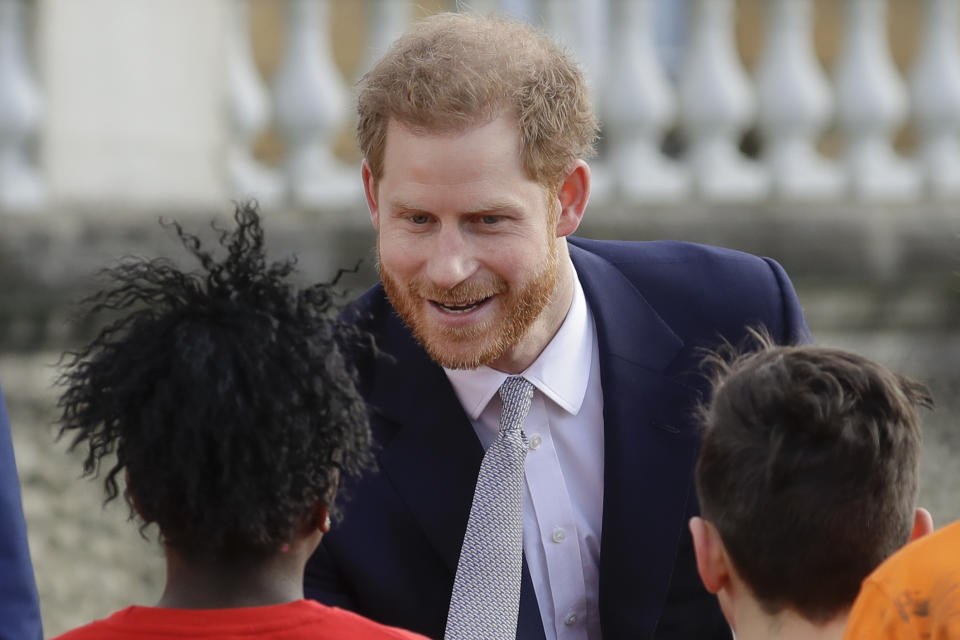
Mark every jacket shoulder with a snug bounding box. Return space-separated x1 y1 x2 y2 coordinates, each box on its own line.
568 236 809 346
569 236 770 272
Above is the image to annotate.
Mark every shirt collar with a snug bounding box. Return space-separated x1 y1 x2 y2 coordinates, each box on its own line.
444 260 594 419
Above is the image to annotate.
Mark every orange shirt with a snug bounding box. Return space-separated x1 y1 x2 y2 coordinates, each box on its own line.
843 519 960 640
51 599 430 640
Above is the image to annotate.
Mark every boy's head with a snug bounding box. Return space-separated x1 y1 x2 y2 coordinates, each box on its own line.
692 333 933 631
57 204 373 564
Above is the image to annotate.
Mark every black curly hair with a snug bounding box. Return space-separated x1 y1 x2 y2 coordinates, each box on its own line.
57 202 374 562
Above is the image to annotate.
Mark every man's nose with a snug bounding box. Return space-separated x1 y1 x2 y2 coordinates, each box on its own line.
425 228 478 290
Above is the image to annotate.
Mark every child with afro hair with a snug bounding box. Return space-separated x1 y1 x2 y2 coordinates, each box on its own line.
52 203 428 640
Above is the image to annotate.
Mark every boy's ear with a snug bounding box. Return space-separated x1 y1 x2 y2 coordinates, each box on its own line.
316 503 331 534
911 507 934 541
691 516 740 630
689 516 731 595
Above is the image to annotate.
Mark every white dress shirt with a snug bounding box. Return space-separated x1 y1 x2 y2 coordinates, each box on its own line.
445 261 605 640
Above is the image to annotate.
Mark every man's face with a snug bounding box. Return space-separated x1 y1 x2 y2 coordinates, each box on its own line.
365 114 562 370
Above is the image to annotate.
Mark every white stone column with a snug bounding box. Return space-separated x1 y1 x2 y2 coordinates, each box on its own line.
466 0 536 21
678 0 768 201
0 0 45 211
272 0 358 209
359 0 410 79
604 0 688 202
833 0 919 200
227 0 282 205
39 0 227 208
755 0 843 199
463 0 499 15
543 0 612 202
910 0 960 198
497 0 536 22
544 0 608 97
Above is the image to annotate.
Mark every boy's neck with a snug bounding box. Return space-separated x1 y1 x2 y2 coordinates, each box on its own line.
157 545 310 610
732 597 848 640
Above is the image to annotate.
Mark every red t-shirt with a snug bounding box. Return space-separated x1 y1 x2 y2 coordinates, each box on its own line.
51 599 430 640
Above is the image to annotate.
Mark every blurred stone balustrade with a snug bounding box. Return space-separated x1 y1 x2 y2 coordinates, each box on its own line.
1 0 960 210
2 4 959 636
0 0 956 345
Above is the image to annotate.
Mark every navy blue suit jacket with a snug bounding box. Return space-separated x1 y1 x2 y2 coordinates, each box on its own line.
0 383 43 640
305 238 809 639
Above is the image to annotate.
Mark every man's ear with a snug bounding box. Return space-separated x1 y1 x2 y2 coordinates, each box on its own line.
554 160 590 238
361 159 379 231
911 507 934 541
689 516 731 595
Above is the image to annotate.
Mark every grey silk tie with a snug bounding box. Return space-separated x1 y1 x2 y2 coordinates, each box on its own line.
444 376 534 640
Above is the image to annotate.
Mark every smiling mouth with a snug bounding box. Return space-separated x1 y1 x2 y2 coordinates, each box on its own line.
430 296 492 314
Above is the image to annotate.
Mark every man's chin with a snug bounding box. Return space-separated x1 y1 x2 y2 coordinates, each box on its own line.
419 334 505 370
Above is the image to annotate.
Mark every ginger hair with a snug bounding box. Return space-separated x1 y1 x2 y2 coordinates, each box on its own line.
357 12 598 191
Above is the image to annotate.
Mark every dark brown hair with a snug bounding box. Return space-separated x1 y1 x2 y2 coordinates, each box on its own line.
696 331 932 623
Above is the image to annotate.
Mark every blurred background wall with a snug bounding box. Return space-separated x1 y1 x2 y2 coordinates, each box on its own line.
0 0 957 635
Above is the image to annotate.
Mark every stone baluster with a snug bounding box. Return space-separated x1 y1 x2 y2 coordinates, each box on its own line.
0 0 45 211
462 0 500 15
359 0 410 79
678 0 768 201
910 0 960 198
272 0 358 209
497 0 536 22
755 0 843 199
543 0 608 106
654 0 689 79
543 0 613 202
227 0 282 205
605 0 689 202
834 0 918 200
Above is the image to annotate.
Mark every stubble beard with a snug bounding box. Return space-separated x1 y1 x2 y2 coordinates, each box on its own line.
379 241 560 370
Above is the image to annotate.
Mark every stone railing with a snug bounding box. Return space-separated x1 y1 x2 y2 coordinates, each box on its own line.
3 0 960 212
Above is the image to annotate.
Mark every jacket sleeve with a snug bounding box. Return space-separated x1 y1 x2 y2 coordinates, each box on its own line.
0 383 43 640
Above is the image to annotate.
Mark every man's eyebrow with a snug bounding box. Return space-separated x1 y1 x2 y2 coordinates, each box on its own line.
461 202 518 215
386 199 424 212
386 199 520 215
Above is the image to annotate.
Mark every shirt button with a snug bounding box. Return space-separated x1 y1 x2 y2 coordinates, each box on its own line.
564 612 578 626
551 527 566 543
528 434 542 451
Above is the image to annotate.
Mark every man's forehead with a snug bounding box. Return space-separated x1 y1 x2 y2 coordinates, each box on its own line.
384 112 519 142
380 116 523 174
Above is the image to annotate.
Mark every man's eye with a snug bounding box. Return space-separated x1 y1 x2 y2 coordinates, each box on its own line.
480 215 500 225
409 214 430 224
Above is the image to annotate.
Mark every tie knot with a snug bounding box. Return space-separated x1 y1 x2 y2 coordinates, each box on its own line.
498 376 534 434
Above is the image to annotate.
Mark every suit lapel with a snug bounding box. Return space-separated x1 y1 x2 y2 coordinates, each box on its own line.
366 304 546 640
571 245 703 638
367 311 483 573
